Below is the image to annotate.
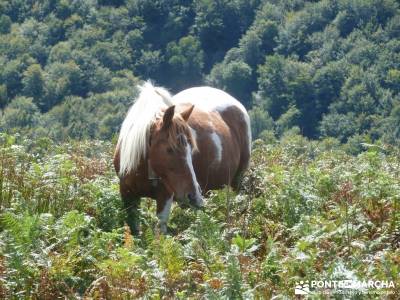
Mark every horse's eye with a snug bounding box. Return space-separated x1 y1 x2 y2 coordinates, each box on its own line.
166 147 174 154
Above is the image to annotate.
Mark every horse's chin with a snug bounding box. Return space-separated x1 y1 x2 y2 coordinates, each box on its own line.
176 195 204 209
188 195 204 209
191 201 205 210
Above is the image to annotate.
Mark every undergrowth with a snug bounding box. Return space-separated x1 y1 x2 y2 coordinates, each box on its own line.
0 133 399 299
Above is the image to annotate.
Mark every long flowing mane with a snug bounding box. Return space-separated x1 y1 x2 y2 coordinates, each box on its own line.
117 81 173 176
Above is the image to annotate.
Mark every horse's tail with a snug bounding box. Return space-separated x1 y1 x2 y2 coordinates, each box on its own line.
116 81 173 177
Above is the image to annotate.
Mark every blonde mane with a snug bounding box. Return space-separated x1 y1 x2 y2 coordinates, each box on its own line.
117 81 174 176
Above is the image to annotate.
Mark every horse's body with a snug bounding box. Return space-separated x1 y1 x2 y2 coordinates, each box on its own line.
114 82 251 233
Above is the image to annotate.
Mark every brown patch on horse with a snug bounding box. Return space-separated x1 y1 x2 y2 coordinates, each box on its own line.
218 106 251 189
178 104 249 192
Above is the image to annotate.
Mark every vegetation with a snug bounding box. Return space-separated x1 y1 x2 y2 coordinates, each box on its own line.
0 0 399 143
1 0 400 298
0 134 399 298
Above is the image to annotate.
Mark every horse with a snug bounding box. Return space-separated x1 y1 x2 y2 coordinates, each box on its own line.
114 82 251 234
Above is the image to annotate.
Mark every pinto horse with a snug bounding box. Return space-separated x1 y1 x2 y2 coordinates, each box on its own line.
114 82 251 234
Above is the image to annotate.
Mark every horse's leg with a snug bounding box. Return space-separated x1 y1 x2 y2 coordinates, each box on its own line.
120 182 141 235
232 145 251 191
155 187 173 234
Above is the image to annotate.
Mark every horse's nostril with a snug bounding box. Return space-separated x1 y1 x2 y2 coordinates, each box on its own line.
188 193 197 206
188 193 204 209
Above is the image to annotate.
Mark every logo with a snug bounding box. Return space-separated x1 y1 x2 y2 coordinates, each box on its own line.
295 281 310 295
294 279 396 296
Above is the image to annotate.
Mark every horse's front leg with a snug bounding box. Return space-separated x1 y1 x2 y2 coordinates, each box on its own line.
155 187 174 234
120 182 141 235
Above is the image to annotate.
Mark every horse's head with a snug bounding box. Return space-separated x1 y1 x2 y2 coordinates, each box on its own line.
149 105 203 207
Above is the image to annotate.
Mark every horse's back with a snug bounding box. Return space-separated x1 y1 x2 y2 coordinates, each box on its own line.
173 86 250 148
173 87 247 117
173 87 251 190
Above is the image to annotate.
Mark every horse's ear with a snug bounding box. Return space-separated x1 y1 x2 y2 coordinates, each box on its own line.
162 105 175 129
181 105 195 122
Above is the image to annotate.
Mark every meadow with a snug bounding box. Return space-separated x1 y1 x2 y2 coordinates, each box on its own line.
0 133 399 299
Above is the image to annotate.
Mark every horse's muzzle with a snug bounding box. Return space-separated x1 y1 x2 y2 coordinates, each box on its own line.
188 193 204 209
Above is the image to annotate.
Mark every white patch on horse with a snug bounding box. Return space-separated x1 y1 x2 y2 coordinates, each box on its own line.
173 86 246 114
210 132 222 164
185 141 203 206
157 196 173 234
173 86 251 152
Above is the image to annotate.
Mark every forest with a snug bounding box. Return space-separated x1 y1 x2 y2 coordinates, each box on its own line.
0 0 399 298
0 0 399 145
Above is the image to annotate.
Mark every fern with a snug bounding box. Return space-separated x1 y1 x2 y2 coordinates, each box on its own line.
223 248 244 300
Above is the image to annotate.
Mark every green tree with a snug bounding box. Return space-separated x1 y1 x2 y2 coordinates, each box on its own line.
257 55 288 118
134 50 162 79
0 84 8 108
385 69 400 93
385 103 400 143
249 106 274 139
0 14 12 34
91 41 130 71
238 30 262 68
334 0 397 37
277 0 338 58
320 112 358 142
22 64 44 104
258 55 317 136
43 61 83 110
166 35 204 90
1 59 23 98
276 106 301 136
125 29 145 61
207 60 253 106
312 62 346 115
386 14 400 38
48 41 73 63
193 0 259 69
0 96 40 130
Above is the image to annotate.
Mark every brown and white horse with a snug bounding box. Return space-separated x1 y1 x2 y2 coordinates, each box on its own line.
114 82 251 234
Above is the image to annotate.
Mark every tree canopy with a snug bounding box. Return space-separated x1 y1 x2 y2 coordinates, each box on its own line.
0 0 399 146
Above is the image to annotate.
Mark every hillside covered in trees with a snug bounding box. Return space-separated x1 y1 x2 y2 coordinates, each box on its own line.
1 1 400 298
1 0 400 145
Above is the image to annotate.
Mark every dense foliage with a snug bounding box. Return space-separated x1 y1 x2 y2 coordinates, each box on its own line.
1 1 399 298
0 0 399 144
0 134 399 298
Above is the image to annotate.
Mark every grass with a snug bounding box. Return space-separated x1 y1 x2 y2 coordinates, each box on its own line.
0 133 399 299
